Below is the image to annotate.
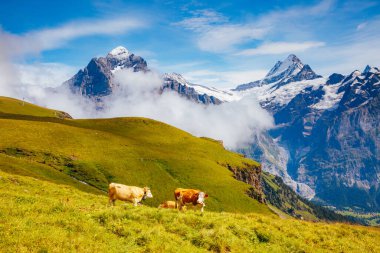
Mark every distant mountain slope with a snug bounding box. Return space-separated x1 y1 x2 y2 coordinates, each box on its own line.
163 73 238 103
234 55 380 212
234 54 322 93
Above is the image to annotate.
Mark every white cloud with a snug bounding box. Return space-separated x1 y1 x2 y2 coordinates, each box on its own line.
100 69 273 149
183 69 268 88
1 17 146 57
356 22 367 31
197 25 267 53
17 63 77 88
175 10 267 53
174 9 227 30
13 68 273 149
0 16 146 97
236 41 325 56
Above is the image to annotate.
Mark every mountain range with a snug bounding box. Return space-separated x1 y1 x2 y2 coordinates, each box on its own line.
61 46 380 212
234 56 380 212
63 46 224 105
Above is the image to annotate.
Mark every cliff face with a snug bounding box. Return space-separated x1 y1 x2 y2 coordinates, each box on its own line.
270 68 380 211
301 94 380 210
63 49 148 97
234 54 380 212
223 163 265 203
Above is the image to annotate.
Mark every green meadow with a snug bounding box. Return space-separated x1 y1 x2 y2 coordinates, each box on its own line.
1 171 379 253
1 96 379 252
0 96 267 213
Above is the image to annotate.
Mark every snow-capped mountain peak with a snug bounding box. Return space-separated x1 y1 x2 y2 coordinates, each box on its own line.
265 54 304 79
107 46 130 60
363 65 380 74
233 54 322 93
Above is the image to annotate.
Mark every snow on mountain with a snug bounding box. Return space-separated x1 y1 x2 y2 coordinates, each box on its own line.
311 82 343 110
241 77 326 111
234 54 321 92
107 46 130 60
265 54 303 79
164 73 240 102
63 46 148 97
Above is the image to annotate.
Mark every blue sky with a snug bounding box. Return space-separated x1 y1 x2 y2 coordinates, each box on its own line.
1 0 380 88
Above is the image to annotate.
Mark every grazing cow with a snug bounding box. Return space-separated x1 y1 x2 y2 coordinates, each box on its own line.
174 188 208 212
108 183 153 206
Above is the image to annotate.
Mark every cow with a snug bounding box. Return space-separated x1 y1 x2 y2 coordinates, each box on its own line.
174 188 208 212
158 200 174 209
108 183 153 206
158 200 187 210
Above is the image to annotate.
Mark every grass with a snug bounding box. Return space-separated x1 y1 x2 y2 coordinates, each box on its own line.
337 211 380 226
1 170 379 253
1 96 379 252
0 96 70 118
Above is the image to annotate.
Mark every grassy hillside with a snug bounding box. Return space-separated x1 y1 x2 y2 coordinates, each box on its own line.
0 96 71 119
1 170 379 253
0 96 361 223
0 96 268 214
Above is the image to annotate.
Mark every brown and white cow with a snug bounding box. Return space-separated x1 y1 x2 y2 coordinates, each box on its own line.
108 183 153 206
174 188 209 212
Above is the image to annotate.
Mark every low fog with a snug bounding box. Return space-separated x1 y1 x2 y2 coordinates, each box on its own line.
0 28 273 149
0 64 273 149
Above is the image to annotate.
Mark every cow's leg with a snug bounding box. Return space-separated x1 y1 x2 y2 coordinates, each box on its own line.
177 196 184 211
133 198 138 207
200 203 205 213
108 198 115 206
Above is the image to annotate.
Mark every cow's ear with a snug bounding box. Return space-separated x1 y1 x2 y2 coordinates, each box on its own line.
205 194 209 198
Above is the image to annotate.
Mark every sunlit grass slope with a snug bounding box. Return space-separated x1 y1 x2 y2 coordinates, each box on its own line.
0 96 267 213
0 96 70 118
1 171 379 253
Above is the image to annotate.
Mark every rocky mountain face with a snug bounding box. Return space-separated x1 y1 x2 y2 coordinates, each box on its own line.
162 73 222 105
63 46 148 97
63 46 221 105
234 56 380 212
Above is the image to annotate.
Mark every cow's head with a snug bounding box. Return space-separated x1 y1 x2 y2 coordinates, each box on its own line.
197 191 208 204
143 187 153 199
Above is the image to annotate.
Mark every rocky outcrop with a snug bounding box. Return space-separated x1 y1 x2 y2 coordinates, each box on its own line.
56 111 73 119
223 163 265 203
